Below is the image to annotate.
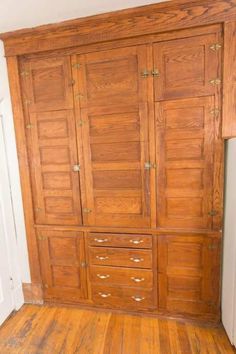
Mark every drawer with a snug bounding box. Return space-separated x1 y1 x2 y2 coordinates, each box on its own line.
92 285 154 310
90 266 153 288
89 247 152 269
88 233 152 249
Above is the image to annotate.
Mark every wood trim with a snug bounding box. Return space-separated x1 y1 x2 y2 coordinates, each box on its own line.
1 0 236 56
22 283 43 304
6 56 41 283
222 21 236 138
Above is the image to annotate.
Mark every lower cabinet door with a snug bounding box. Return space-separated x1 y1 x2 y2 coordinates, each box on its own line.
37 229 88 302
158 234 221 318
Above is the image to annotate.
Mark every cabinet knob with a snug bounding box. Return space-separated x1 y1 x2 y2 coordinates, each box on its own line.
131 277 145 283
94 238 108 243
73 164 80 172
98 292 111 298
96 274 110 279
132 296 145 302
96 256 109 261
130 257 144 263
130 239 144 245
152 69 160 77
83 208 92 213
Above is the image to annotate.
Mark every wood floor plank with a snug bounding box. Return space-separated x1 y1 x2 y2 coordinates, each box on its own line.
0 305 235 354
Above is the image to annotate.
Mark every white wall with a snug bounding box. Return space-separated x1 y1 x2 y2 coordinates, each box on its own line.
0 41 31 283
222 138 236 344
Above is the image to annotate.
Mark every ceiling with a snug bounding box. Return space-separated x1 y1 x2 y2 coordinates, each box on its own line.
0 0 166 34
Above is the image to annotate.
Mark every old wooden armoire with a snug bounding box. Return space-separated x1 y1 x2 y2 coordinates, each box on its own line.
1 0 236 322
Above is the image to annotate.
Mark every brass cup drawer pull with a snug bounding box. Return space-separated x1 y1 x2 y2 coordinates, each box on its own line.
96 274 110 279
131 277 145 283
96 256 109 261
132 296 145 302
130 257 144 263
94 238 108 243
98 292 111 298
129 239 144 245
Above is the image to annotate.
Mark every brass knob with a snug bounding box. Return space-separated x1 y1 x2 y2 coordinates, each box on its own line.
141 70 150 78
152 69 160 77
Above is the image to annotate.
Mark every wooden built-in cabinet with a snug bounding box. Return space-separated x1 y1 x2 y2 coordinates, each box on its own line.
4 0 236 322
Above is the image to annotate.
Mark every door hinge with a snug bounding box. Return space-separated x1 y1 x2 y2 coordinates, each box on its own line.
73 164 80 172
210 43 222 51
144 162 156 170
83 208 92 213
72 63 82 69
209 78 221 86
208 210 218 216
210 108 220 117
20 71 29 77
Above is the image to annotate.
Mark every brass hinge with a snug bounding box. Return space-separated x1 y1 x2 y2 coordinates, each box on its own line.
72 63 82 69
210 108 220 117
144 162 156 170
209 78 221 86
141 69 150 78
26 124 33 129
83 208 92 214
208 210 218 216
210 43 222 51
38 235 47 241
20 71 29 77
73 164 80 172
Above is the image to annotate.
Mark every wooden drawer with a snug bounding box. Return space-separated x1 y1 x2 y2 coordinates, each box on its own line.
90 266 153 288
88 233 152 249
89 247 152 269
92 285 154 310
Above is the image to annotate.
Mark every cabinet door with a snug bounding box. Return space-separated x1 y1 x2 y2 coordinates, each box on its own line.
38 230 87 302
158 235 220 317
154 31 222 230
21 57 82 225
72 46 151 228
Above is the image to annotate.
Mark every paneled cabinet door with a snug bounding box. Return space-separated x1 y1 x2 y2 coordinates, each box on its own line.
154 30 223 230
158 235 221 317
20 57 83 225
38 230 87 302
72 46 151 228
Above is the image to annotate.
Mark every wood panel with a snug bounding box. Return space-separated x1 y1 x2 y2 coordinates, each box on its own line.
73 46 151 228
37 230 87 302
0 0 235 56
156 96 216 229
158 235 221 317
0 305 234 353
153 33 220 100
20 56 83 225
223 21 236 138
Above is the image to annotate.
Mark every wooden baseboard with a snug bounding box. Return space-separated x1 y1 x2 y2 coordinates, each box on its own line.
22 283 44 305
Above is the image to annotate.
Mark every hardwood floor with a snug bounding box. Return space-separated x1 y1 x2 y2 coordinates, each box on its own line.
0 305 234 353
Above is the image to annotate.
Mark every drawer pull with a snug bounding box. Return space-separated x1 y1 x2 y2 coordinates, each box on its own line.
96 256 109 261
131 277 145 283
94 238 108 243
98 292 111 298
132 296 145 302
130 239 144 245
130 257 144 263
96 274 110 279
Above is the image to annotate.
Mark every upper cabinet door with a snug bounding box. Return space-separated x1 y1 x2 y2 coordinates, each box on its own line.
72 46 151 228
23 57 74 112
153 33 221 101
21 56 83 225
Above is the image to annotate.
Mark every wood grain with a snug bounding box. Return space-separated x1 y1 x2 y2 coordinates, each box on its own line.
0 305 234 353
1 0 236 56
223 20 236 138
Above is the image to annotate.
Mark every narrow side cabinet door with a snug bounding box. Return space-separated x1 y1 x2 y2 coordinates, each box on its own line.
72 46 151 228
158 235 221 317
38 230 87 302
20 56 83 225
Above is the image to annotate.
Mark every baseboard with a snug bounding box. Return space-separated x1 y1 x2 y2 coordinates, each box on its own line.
22 283 43 305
